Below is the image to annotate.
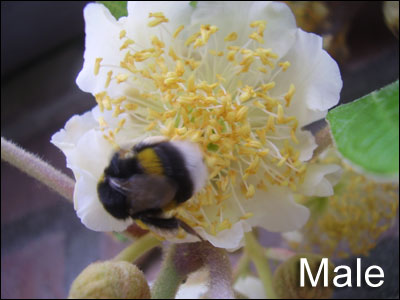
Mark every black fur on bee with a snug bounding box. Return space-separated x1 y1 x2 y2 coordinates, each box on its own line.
97 138 206 238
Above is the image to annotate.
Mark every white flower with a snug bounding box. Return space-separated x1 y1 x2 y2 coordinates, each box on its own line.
175 270 266 299
284 148 398 258
52 1 342 249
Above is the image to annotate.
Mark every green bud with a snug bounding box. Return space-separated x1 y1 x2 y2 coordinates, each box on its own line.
273 254 335 299
69 261 150 299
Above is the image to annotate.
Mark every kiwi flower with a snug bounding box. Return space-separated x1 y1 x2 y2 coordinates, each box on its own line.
51 1 342 249
284 148 398 258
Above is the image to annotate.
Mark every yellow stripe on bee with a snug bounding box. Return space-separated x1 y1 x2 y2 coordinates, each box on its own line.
137 148 164 175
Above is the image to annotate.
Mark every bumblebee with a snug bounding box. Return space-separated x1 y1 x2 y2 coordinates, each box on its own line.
97 136 207 238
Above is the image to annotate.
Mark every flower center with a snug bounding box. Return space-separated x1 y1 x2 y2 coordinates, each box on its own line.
93 12 307 236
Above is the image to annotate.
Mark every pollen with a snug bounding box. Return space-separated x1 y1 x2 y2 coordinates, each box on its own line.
119 29 126 39
148 12 169 27
116 74 129 83
105 71 113 88
173 25 184 38
249 32 264 44
245 184 255 198
240 86 256 103
98 116 108 129
279 61 291 71
224 32 238 42
94 58 102 75
284 84 296 107
97 14 305 238
120 39 134 51
114 118 126 134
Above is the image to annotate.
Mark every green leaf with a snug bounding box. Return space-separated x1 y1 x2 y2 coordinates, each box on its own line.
189 1 198 8
327 80 399 177
98 1 127 20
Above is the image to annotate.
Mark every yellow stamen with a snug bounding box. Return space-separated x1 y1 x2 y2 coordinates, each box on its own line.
284 84 296 107
240 212 254 220
124 103 138 111
120 39 134 51
119 30 126 39
279 61 291 71
116 74 129 83
185 32 201 47
95 92 106 112
239 86 256 103
173 25 184 38
148 12 169 27
98 116 108 128
249 32 264 44
97 19 305 238
94 58 102 75
224 32 238 42
114 118 126 134
105 71 113 88
103 95 112 111
245 184 255 198
169 47 179 61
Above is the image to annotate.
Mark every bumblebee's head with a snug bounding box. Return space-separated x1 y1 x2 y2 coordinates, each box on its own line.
97 175 131 219
103 151 140 178
98 150 142 220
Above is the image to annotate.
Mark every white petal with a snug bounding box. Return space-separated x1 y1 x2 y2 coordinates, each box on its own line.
248 1 297 57
127 1 193 35
298 163 342 197
67 129 114 179
234 276 266 299
176 269 209 299
282 230 304 244
273 29 342 126
244 186 310 232
195 220 251 251
74 169 132 231
191 2 296 57
51 106 142 180
76 3 126 95
93 108 147 149
296 129 318 162
51 109 97 158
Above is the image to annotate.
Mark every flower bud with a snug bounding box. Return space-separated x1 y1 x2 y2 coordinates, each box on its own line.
273 253 335 299
383 1 399 37
68 261 150 299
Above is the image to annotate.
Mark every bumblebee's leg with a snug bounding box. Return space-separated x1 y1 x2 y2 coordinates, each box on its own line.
176 219 204 241
137 214 179 230
134 212 203 241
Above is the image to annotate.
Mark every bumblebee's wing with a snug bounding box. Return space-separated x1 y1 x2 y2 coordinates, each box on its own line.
109 174 177 216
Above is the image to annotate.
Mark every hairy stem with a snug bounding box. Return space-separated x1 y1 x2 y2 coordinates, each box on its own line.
151 241 235 299
1 137 74 202
151 243 198 299
202 242 235 299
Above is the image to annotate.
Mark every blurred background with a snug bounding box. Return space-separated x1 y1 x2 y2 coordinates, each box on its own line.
1 1 399 298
